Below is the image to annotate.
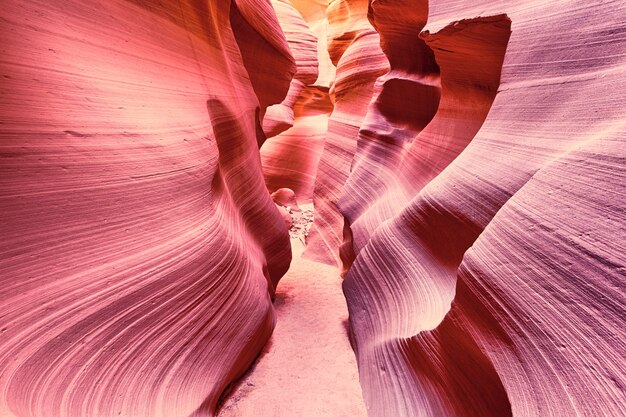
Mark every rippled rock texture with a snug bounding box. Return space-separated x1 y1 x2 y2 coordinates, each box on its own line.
260 1 332 205
1 0 625 416
262 0 319 139
303 0 389 267
333 0 626 416
0 1 293 416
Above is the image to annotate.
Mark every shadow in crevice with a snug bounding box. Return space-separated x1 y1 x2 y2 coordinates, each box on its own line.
341 11 514 417
214 337 276 416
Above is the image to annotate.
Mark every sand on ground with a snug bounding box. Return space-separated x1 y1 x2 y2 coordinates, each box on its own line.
217 241 367 417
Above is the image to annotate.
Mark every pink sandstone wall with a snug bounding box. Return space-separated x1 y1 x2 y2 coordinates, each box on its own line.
0 1 294 416
334 0 626 416
1 0 624 416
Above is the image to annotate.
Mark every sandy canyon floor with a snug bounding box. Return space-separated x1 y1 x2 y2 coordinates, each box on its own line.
217 240 367 417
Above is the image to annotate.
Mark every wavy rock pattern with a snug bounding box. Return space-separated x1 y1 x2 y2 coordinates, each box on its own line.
259 1 332 204
1 0 625 416
304 0 389 267
290 0 337 87
338 0 626 416
262 0 319 139
261 86 333 202
0 1 293 416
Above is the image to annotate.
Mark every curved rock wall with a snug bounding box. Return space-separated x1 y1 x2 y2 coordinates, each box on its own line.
262 0 319 139
304 0 389 267
260 0 331 204
337 0 626 416
261 86 333 203
1 0 624 416
0 1 293 416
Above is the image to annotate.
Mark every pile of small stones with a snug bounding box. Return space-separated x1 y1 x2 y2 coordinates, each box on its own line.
286 206 314 243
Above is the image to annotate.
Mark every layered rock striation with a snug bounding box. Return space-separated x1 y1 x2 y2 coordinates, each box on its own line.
1 0 624 416
0 1 294 416
262 0 320 139
333 0 626 416
304 0 389 267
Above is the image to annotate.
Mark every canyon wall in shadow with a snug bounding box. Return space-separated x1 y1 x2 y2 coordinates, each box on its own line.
0 1 295 416
1 1 624 417
307 0 625 416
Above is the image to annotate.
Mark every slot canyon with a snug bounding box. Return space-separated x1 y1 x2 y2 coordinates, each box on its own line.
0 0 625 416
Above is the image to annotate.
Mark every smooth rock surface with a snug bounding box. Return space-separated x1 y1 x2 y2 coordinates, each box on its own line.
1 0 624 417
334 1 626 416
304 0 389 268
263 0 319 138
0 1 293 416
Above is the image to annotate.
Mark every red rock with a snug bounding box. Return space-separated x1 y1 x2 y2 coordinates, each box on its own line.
261 86 333 203
304 0 389 268
271 188 300 212
0 1 292 416
1 0 624 416
263 0 319 138
337 1 626 416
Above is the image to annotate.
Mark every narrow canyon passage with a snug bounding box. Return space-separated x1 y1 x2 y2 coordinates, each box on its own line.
217 241 367 417
0 1 624 417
